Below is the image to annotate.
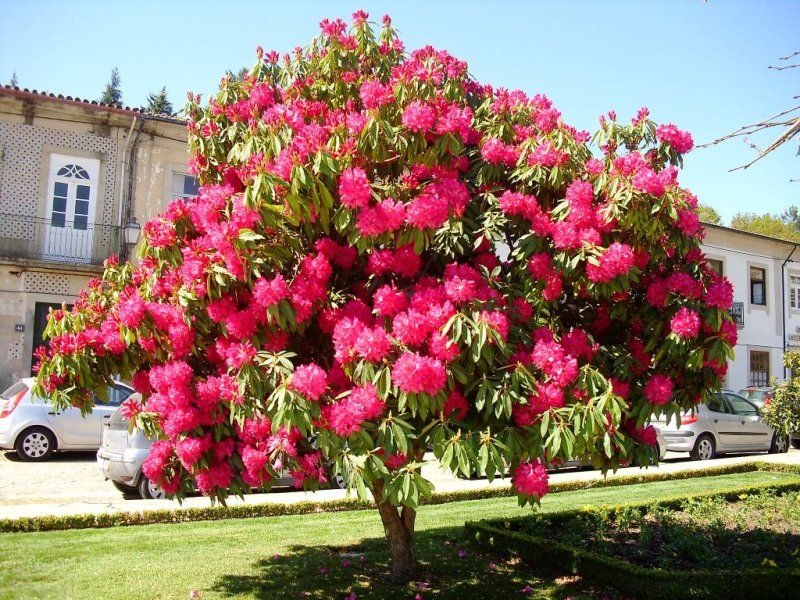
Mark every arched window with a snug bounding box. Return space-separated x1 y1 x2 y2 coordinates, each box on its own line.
56 164 91 180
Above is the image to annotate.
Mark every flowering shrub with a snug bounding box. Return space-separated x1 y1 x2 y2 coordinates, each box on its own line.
760 351 800 438
33 12 734 579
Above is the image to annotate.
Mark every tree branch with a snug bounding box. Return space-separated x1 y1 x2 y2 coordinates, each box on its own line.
730 117 800 171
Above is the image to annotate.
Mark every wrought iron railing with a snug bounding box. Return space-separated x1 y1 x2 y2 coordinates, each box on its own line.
0 213 121 266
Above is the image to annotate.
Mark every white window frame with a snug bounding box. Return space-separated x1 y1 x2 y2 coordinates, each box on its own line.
790 274 800 310
171 172 199 201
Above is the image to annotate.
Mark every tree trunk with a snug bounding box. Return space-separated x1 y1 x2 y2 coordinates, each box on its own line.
373 482 418 582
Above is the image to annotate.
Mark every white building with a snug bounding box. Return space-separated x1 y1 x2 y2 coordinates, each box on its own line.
702 223 800 391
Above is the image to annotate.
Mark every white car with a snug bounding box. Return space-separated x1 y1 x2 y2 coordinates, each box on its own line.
98 398 349 499
658 392 789 460
0 378 133 461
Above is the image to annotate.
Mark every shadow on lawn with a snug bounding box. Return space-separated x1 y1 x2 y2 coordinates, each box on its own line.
209 526 619 600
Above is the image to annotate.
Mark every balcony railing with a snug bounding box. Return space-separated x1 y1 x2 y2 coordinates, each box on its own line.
0 213 121 266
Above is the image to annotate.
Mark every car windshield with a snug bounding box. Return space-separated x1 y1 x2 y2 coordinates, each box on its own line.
0 380 29 399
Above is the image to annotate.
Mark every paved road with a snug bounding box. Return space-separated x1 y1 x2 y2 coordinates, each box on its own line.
1 448 798 520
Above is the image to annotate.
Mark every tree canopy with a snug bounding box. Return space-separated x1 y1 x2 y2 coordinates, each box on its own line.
697 203 722 225
99 67 122 105
730 212 800 242
34 12 734 580
144 86 174 115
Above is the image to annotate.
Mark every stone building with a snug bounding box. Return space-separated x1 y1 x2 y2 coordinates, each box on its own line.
0 86 191 388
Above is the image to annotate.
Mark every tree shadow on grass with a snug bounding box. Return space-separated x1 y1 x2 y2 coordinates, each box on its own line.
209 525 622 600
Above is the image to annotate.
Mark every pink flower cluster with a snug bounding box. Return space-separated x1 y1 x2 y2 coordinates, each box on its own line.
656 123 694 154
644 374 674 405
512 460 549 499
392 352 446 396
586 242 635 283
324 383 386 436
670 307 701 339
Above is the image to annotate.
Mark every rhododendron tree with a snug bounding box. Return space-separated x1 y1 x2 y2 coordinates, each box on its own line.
33 12 734 581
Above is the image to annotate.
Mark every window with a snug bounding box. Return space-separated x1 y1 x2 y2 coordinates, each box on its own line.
172 173 199 200
749 350 770 387
791 275 800 309
706 394 728 413
707 259 723 277
750 267 766 305
98 384 133 407
726 394 758 416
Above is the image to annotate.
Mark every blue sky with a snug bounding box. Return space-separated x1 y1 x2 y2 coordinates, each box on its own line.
1 0 797 222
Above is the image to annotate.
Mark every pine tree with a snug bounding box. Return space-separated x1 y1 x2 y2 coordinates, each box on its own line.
99 67 122 105
9 71 18 87
145 86 173 115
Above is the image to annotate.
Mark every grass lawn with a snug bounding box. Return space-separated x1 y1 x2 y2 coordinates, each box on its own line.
0 470 796 600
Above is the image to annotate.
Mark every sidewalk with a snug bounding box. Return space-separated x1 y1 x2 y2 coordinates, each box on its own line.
1 450 798 521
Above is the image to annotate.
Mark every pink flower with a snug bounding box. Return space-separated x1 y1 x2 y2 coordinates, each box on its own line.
373 285 408 317
392 352 446 396
359 79 394 110
324 383 385 436
705 280 733 310
356 199 406 237
531 340 578 387
656 123 694 154
338 167 372 209
253 275 289 308
481 138 519 167
644 374 674 405
586 243 635 283
402 101 436 133
118 292 146 328
478 311 510 342
353 326 392 362
670 307 701 339
512 460 549 498
290 363 328 401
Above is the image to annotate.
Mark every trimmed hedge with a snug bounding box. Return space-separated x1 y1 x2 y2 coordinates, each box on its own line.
1 460 796 533
465 478 800 600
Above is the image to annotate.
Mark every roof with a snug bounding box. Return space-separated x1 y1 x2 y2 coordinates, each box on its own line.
702 221 800 247
0 85 184 124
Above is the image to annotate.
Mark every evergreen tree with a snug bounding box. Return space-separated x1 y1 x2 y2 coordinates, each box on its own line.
99 67 122 105
145 86 173 115
9 71 18 87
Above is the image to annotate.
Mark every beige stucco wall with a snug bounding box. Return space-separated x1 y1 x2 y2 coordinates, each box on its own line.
0 91 188 388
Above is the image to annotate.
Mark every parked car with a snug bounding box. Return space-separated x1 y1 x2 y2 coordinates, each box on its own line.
736 387 773 407
0 378 133 461
98 399 348 499
658 392 789 460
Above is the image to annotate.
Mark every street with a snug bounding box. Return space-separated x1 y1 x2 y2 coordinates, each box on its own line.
2 448 798 521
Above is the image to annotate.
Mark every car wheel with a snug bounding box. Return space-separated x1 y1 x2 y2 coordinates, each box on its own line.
690 434 716 461
15 427 56 461
138 475 167 500
111 481 138 494
770 435 789 454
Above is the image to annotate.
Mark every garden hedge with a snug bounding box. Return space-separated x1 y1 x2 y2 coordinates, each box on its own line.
465 476 800 599
1 460 796 533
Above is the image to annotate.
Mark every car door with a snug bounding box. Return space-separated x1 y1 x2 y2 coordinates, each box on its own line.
43 403 101 448
705 394 740 451
726 393 771 451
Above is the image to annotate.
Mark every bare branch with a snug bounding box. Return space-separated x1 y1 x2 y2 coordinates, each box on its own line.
698 105 800 148
779 50 800 61
768 63 800 71
729 117 800 171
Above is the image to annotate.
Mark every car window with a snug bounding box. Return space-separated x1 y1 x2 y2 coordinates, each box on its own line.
97 384 133 407
726 394 758 416
0 380 29 399
706 395 728 414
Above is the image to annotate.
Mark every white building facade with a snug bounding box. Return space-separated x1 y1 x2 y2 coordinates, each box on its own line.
702 224 800 391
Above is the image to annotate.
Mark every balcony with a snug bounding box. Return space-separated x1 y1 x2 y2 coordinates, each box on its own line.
0 213 121 267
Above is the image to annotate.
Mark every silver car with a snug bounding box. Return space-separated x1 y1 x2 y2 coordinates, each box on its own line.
98 399 348 499
0 378 133 461
659 392 789 460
